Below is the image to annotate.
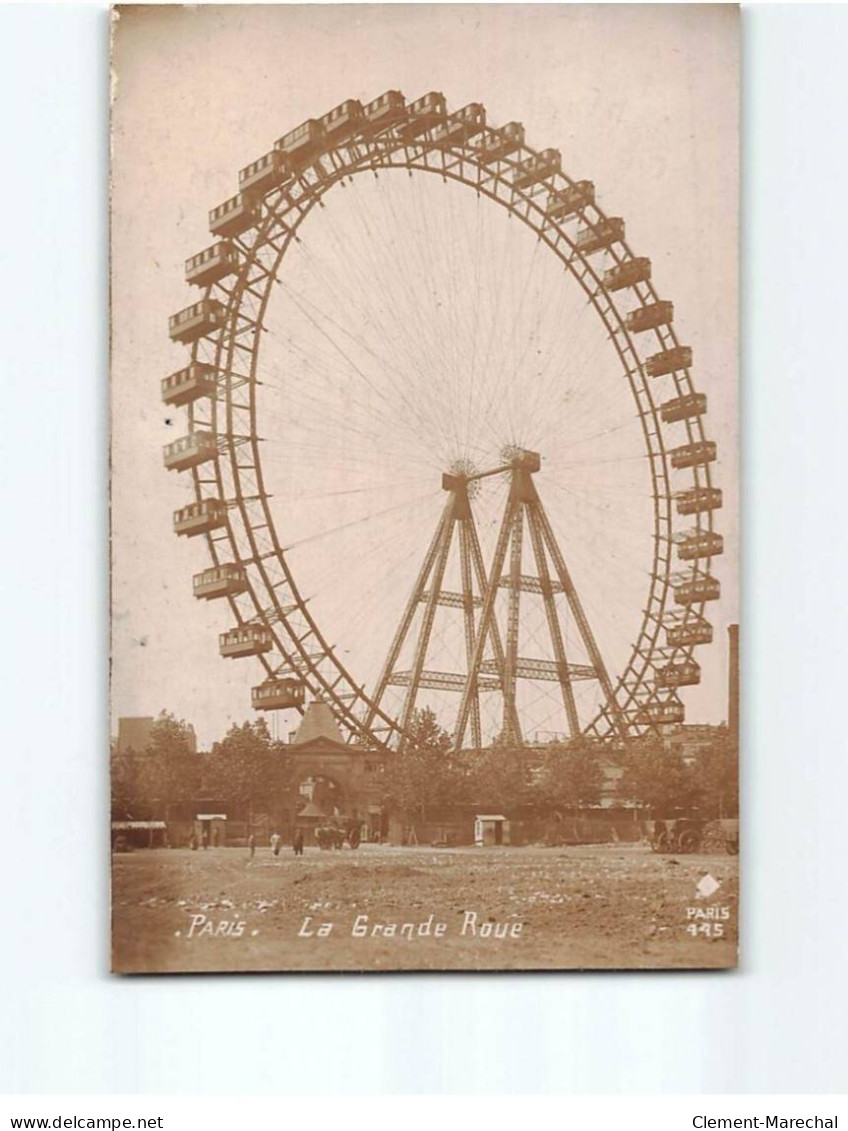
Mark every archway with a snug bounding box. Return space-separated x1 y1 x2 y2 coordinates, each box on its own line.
296 772 347 818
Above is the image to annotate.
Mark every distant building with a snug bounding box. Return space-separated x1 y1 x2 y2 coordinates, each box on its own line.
115 717 155 756
114 715 198 756
291 698 343 745
597 756 626 807
285 699 387 842
664 722 728 765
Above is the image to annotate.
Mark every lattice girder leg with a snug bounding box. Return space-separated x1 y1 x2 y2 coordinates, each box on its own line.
398 499 458 739
454 495 519 750
534 497 628 739
503 503 525 746
458 519 482 750
363 501 451 736
525 504 581 737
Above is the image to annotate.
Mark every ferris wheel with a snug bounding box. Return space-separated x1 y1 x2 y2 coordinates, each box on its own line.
162 91 723 751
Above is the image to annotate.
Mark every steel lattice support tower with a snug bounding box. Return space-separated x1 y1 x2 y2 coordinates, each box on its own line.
363 474 508 753
452 450 627 749
365 449 627 751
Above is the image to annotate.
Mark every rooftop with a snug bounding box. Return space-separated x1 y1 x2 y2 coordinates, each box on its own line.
292 699 345 746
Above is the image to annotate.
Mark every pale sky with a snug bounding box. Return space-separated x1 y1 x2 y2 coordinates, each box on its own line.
111 4 739 749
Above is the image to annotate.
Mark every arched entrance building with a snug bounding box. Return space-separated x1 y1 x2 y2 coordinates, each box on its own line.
286 700 388 841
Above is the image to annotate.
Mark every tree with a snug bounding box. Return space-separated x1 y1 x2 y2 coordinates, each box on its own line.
145 710 196 758
691 733 739 818
134 710 200 814
110 754 138 819
205 718 291 829
110 711 199 819
380 708 457 832
538 740 605 810
463 736 535 813
619 742 703 814
403 706 452 756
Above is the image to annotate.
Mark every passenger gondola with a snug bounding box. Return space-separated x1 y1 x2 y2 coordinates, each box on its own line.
512 148 561 190
320 99 364 141
398 91 447 141
430 103 486 146
603 257 651 292
673 574 721 606
676 530 724 561
208 193 262 239
251 678 306 710
575 217 625 255
168 299 227 344
645 345 692 378
362 90 406 129
660 393 707 423
219 625 274 658
185 242 240 287
676 487 723 516
670 440 717 470
475 121 524 162
546 180 595 221
173 498 226 537
656 660 701 689
161 362 217 407
193 564 248 600
638 699 685 726
239 151 292 195
625 301 674 334
163 431 218 472
275 119 325 163
665 617 713 648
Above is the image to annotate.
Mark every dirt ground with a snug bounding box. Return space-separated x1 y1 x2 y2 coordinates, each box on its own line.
111 843 739 973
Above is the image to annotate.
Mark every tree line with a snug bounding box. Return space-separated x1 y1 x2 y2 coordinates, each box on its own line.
111 711 292 821
111 707 738 823
373 709 738 824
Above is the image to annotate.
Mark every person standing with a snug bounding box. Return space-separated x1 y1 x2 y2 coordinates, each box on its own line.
293 829 304 857
270 832 281 857
248 832 256 860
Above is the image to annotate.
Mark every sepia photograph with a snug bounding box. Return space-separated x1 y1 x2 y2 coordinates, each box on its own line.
109 3 739 974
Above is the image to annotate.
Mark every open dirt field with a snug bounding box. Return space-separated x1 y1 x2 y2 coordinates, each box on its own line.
112 843 738 973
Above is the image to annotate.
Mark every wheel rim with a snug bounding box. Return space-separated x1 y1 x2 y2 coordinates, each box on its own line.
174 98 720 747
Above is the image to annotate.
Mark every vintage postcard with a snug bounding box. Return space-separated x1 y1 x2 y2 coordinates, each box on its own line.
110 3 739 972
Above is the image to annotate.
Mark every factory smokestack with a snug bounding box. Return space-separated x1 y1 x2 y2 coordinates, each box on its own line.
728 623 739 747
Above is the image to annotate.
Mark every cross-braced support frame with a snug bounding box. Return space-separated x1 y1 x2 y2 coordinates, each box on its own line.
363 474 508 752
366 448 627 751
452 449 627 749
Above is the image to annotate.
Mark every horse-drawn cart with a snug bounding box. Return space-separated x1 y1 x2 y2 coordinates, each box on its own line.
648 816 705 854
314 818 361 850
701 818 740 855
648 815 739 855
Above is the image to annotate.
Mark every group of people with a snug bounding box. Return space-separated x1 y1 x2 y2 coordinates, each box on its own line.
244 831 305 859
265 831 304 856
187 829 314 856
188 828 219 851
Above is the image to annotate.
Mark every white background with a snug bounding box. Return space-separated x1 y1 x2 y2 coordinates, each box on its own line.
1 1 847 1096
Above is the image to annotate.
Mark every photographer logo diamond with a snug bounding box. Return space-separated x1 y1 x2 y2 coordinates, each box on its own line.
696 874 721 900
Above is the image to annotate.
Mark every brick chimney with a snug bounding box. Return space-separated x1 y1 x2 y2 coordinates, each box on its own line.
728 623 739 747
